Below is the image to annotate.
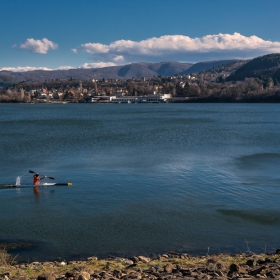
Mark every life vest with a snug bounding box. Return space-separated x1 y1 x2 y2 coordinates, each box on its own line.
33 175 40 185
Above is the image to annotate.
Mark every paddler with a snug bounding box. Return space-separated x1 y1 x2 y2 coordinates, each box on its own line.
33 173 40 194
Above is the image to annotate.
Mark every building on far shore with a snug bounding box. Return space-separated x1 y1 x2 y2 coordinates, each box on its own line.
110 94 165 103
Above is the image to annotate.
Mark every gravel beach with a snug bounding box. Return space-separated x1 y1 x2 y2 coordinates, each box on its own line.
1 250 280 280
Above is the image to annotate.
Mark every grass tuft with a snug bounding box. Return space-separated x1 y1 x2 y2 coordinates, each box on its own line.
0 248 17 266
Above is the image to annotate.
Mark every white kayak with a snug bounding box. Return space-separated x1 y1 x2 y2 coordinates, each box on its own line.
0 182 72 189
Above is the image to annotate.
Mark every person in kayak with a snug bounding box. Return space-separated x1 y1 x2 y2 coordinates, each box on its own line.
33 173 40 185
33 173 40 194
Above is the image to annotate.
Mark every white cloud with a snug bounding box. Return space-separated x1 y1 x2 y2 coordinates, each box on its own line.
79 62 116 69
80 43 109 54
75 33 280 63
57 66 75 70
0 66 52 72
17 38 58 54
71 48 78 54
0 65 73 72
0 63 116 72
113 55 124 62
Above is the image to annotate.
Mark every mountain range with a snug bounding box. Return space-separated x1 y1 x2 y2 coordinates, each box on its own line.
0 60 237 87
2 54 280 89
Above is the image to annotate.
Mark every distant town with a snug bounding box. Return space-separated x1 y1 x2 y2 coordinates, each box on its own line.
1 53 280 103
0 74 206 104
0 75 196 103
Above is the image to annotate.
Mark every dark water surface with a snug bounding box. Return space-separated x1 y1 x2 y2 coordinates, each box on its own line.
1 103 280 261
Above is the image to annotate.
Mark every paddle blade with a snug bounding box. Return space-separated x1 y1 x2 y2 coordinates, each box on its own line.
29 170 35 174
48 177 55 180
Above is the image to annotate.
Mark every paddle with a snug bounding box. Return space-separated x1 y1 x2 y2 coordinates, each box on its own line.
29 170 55 180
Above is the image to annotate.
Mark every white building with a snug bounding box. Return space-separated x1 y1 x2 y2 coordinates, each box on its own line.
110 94 165 103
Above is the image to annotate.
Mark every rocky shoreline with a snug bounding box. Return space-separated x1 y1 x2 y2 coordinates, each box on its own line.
1 250 280 280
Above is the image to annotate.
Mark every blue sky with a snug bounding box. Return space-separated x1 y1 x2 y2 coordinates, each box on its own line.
1 0 280 72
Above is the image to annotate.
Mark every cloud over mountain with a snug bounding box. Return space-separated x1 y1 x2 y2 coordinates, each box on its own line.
0 66 53 72
80 62 116 69
0 63 116 72
16 38 58 54
75 33 280 64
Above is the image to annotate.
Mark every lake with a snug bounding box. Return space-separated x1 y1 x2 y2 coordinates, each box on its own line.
0 103 280 261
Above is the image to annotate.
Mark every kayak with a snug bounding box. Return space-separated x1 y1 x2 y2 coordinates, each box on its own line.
0 182 72 189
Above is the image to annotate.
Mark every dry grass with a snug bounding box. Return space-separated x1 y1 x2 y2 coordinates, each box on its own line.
0 248 16 266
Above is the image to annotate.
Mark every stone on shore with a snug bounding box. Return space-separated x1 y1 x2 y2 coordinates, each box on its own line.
77 271 90 280
37 274 56 280
137 256 150 263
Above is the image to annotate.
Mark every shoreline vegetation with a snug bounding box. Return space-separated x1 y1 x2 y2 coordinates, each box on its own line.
1 248 280 280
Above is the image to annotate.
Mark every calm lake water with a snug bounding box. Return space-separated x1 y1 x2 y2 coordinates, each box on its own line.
1 103 280 261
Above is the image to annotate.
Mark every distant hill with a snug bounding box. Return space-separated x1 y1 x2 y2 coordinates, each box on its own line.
227 53 280 81
180 60 237 74
0 73 20 88
116 62 193 78
194 60 249 82
146 61 193 76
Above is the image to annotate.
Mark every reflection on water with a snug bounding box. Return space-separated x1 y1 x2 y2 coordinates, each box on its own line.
237 153 280 171
217 209 280 225
235 153 280 188
1 103 280 261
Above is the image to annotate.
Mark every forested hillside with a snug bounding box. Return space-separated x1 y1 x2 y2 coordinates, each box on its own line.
227 53 280 81
0 73 20 88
